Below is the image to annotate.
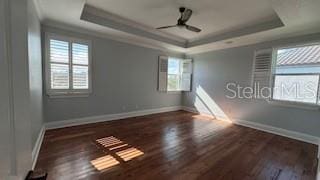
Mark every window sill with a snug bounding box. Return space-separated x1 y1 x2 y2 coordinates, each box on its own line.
166 91 182 94
47 93 90 98
268 99 320 111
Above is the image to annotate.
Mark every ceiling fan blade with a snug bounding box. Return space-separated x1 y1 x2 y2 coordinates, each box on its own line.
185 25 201 32
180 9 192 22
156 25 177 29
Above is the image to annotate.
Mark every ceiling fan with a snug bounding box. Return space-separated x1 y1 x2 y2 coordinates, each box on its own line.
157 7 201 33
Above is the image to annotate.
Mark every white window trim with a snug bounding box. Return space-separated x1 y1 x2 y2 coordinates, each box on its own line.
268 42 320 109
45 33 92 98
268 99 320 110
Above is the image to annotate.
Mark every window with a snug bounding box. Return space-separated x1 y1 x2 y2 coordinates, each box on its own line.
271 44 320 105
46 34 91 96
158 56 192 92
167 58 181 91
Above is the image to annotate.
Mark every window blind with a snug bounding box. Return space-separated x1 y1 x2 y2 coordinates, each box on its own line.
252 49 273 99
72 43 89 89
49 39 70 89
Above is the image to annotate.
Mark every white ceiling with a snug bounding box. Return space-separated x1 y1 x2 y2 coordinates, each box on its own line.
34 0 320 54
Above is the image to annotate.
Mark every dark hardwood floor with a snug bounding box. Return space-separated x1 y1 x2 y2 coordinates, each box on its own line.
35 111 318 180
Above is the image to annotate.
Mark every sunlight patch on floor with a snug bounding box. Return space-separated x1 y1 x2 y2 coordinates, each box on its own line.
116 147 144 161
90 155 120 171
96 136 123 147
109 144 128 150
191 114 215 121
92 136 144 171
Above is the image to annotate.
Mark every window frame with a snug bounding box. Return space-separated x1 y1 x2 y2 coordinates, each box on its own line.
45 33 92 97
270 42 320 108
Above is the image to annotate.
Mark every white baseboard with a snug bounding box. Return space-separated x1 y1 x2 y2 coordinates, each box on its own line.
45 106 182 130
317 146 320 180
182 106 320 145
317 144 320 180
32 126 45 170
233 118 319 145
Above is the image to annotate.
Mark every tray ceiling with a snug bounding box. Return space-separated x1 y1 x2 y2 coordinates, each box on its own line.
34 0 320 54
86 0 278 41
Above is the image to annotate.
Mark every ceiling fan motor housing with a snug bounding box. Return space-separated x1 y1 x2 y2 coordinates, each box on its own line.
178 19 185 26
179 7 186 13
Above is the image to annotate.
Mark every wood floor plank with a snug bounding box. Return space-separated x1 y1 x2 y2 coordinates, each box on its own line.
34 111 318 180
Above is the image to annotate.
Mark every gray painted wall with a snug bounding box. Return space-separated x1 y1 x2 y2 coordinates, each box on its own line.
0 0 12 176
10 0 33 177
43 26 182 123
28 0 43 148
183 33 320 137
0 0 33 178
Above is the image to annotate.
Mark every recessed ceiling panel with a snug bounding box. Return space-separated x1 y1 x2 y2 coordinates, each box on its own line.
86 0 278 40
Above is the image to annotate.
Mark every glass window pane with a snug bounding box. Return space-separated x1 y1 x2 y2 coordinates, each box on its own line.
168 57 181 91
167 74 180 91
50 39 69 63
275 45 320 74
273 75 319 104
73 65 89 89
72 43 89 65
51 63 69 89
168 58 180 74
